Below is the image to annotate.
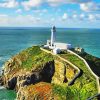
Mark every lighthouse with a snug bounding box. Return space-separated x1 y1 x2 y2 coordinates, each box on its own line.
51 26 56 47
44 26 72 53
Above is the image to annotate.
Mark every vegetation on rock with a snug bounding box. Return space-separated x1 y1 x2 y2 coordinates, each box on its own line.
1 46 99 100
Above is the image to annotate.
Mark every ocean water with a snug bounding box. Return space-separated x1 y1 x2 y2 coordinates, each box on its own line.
0 87 16 100
0 27 100 99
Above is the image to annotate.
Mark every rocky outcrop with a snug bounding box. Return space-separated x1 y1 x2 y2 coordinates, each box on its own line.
2 60 55 91
17 82 59 100
1 46 77 100
52 60 76 84
0 76 4 85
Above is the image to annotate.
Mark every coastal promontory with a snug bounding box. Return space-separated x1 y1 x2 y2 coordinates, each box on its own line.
0 46 100 100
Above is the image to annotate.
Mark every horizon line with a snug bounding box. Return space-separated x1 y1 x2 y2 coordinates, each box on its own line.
0 26 100 29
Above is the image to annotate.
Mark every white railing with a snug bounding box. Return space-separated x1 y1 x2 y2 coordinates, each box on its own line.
67 50 100 93
40 48 81 85
41 47 100 93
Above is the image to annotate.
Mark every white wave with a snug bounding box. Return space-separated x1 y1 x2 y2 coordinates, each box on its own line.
0 86 5 90
0 67 3 75
0 56 8 62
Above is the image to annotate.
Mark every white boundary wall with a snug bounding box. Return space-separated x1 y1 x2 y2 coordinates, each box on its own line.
67 50 100 93
41 47 100 93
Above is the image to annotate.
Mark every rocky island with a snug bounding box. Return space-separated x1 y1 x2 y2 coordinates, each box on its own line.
0 46 100 100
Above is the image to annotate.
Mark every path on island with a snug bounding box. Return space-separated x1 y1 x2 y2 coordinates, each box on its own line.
67 50 100 94
40 47 100 97
40 48 82 85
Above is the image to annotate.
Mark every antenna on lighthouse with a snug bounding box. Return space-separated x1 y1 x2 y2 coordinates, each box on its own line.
51 26 56 47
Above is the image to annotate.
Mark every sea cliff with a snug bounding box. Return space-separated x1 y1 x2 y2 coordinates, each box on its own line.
0 46 99 100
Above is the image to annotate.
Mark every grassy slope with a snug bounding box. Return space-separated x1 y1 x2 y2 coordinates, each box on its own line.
6 46 98 100
57 52 97 100
6 46 54 78
80 53 100 76
19 46 54 71
23 47 97 100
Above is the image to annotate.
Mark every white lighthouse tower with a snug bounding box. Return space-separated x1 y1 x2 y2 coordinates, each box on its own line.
51 26 56 47
44 26 72 54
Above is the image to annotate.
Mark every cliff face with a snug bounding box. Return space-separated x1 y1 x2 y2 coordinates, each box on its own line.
2 58 55 90
1 46 98 100
1 46 78 100
52 60 76 84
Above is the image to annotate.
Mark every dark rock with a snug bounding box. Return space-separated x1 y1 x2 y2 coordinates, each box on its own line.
22 61 55 86
7 77 17 90
0 76 4 86
40 60 55 82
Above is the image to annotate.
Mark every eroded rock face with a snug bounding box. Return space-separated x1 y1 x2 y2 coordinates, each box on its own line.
52 60 65 84
2 59 55 91
7 77 17 90
0 76 4 86
52 60 76 84
1 46 76 99
19 61 55 87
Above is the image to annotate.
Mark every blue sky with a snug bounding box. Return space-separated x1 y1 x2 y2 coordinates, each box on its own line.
0 0 100 28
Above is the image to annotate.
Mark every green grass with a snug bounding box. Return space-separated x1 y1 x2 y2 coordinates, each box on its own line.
52 84 67 100
52 78 97 100
9 46 98 99
59 53 95 80
19 46 54 70
57 52 98 99
52 81 97 100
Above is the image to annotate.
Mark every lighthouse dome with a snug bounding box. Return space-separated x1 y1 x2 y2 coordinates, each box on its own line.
52 26 56 32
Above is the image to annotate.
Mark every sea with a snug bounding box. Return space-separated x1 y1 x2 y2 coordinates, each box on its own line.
0 27 100 100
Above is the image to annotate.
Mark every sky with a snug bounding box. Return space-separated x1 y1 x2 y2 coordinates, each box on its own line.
0 0 100 28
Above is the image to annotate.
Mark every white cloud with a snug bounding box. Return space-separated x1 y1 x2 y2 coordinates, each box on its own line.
0 14 8 17
15 15 41 24
80 3 89 11
33 9 48 13
72 13 100 21
69 0 92 3
79 13 89 21
88 14 95 21
0 14 42 26
0 14 9 25
16 9 22 13
95 14 100 20
0 0 18 8
80 2 100 12
47 0 64 6
80 14 85 18
62 13 68 20
22 0 42 10
20 0 93 9
33 9 48 17
73 14 77 19
47 0 92 6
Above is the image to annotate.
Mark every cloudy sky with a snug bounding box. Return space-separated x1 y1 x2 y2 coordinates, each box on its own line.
0 0 100 28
